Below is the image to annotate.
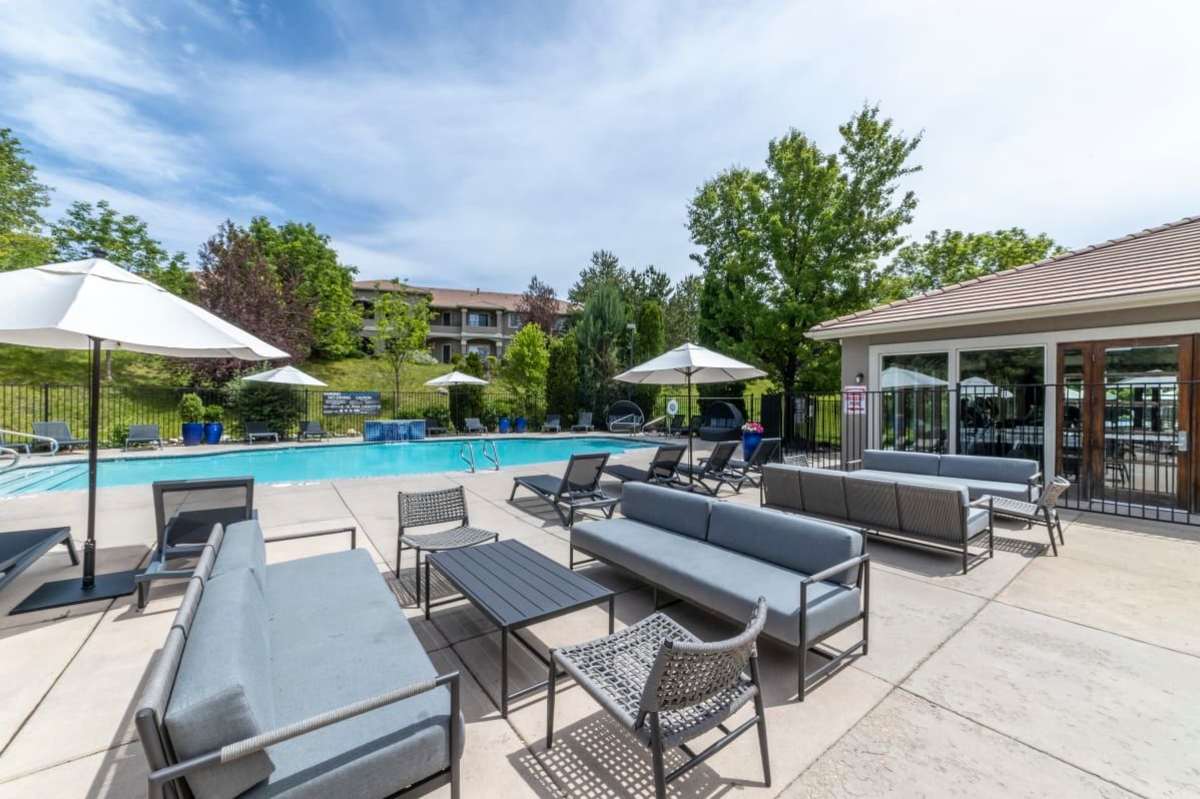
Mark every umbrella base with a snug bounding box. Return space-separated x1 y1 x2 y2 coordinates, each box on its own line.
10 570 137 615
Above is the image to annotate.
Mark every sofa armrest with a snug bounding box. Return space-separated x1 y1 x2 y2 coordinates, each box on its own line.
264 525 357 550
148 671 460 798
801 553 870 586
845 458 862 470
968 497 995 508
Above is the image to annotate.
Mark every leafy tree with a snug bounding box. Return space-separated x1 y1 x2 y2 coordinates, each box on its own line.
887 228 1065 296
574 282 627 417
517 275 561 335
626 265 672 309
502 323 550 419
449 351 486 429
191 220 312 384
545 330 580 422
372 288 430 398
691 105 921 426
568 250 624 306
249 218 362 358
664 274 700 346
0 128 53 271
632 299 665 413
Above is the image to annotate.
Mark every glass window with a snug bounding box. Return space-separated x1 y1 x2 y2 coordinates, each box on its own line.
880 353 948 388
467 311 492 327
879 353 949 452
957 347 1045 463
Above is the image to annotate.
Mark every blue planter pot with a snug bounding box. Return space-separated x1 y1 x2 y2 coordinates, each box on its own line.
742 431 763 460
203 421 223 445
515 417 527 433
181 422 204 446
498 417 511 434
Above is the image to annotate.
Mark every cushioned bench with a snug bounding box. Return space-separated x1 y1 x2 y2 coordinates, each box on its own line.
570 483 869 701
850 449 1040 501
136 519 462 799
761 463 995 573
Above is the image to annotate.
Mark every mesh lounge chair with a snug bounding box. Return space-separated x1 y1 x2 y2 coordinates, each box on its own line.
298 420 327 440
125 424 162 450
424 416 448 435
464 418 488 434
244 421 280 443
571 411 594 432
510 452 618 527
542 414 562 433
675 440 747 495
728 437 781 487
603 444 686 485
547 597 771 798
397 486 498 607
32 421 89 452
134 476 255 609
606 400 644 433
0 527 78 594
987 476 1071 556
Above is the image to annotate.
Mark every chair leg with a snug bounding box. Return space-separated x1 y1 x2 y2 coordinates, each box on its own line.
649 713 667 798
1055 513 1065 545
414 546 424 602
1043 508 1058 556
546 653 557 750
509 481 519 501
750 657 771 787
797 647 807 702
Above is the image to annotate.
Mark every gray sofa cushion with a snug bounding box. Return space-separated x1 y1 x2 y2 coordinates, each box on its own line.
620 482 711 540
797 468 848 520
854 470 1029 502
165 568 275 799
761 464 804 512
844 475 900 532
861 449 940 476
706 502 863 585
574 518 861 646
939 454 1037 486
250 549 457 798
211 519 267 591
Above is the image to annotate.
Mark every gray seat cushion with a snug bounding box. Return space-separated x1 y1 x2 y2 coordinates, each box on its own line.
166 568 275 799
938 454 1037 486
861 449 941 476
853 470 1029 501
250 549 456 799
211 519 267 592
573 519 860 646
620 482 711 540
706 502 862 585
967 507 991 537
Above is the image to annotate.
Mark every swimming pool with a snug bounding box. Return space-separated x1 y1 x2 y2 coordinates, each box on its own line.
0 437 655 496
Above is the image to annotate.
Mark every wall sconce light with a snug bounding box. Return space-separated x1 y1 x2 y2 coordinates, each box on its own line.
855 372 864 384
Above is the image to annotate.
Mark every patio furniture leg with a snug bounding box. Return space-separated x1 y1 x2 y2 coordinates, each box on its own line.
546 653 557 749
424 559 431 620
750 656 771 787
414 545 424 604
649 713 667 799
1056 514 1065 545
501 626 509 717
1043 507 1058 556
608 595 615 635
64 535 79 565
449 673 461 799
797 603 808 702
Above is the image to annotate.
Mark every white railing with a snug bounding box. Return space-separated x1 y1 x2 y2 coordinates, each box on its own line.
481 439 501 470
458 441 478 473
0 429 58 473
0 446 20 473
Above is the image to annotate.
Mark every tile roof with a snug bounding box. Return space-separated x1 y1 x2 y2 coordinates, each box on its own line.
353 280 575 314
808 215 1200 338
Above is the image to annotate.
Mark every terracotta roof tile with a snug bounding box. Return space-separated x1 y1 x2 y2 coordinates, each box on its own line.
353 280 575 314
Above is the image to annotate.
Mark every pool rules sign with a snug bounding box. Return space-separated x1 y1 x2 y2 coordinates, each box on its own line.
844 385 867 415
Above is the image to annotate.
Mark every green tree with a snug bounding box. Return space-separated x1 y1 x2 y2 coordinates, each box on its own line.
502 323 550 419
632 299 666 413
664 274 700 346
626 265 672 309
249 218 362 358
691 105 921 421
0 128 53 271
568 250 624 306
545 330 580 423
372 289 430 398
574 282 627 416
517 275 561 335
887 228 1065 296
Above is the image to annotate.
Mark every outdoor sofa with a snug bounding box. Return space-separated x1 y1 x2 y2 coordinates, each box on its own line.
135 517 462 799
761 463 995 573
571 483 869 700
850 449 1040 501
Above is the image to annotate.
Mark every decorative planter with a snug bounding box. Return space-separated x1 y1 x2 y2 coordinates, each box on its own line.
181 422 204 446
515 416 527 433
742 431 763 460
498 417 511 434
203 422 224 445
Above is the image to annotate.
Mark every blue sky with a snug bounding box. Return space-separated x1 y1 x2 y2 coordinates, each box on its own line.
1 1 1198 294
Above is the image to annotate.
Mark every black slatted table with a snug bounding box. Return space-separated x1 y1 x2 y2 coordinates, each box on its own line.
426 539 614 716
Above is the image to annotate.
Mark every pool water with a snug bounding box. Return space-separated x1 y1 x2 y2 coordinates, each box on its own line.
0 437 654 496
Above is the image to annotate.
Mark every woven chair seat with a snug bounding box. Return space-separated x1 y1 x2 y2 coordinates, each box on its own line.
554 612 757 748
988 496 1053 520
403 525 497 551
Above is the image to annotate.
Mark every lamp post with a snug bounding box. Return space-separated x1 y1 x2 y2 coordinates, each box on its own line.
626 322 636 400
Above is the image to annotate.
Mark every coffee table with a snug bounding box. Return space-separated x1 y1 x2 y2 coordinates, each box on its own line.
426 539 614 716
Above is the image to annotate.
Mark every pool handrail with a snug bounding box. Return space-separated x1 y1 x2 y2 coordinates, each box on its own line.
459 440 478 472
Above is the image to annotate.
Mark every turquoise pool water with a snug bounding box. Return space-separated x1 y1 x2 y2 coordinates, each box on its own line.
0 437 654 496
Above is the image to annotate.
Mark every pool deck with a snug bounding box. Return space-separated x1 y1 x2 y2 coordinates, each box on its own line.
1 442 1198 797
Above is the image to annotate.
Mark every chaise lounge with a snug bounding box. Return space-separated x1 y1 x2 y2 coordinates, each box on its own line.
510 451 619 527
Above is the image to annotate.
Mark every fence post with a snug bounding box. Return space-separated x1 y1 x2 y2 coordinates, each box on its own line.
41 383 49 423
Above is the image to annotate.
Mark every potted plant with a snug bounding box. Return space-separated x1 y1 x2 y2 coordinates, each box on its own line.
514 414 527 433
741 420 764 461
498 416 511 434
179 393 205 446
203 404 224 445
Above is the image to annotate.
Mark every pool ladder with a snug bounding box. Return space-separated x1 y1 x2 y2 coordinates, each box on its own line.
0 429 59 474
458 439 501 473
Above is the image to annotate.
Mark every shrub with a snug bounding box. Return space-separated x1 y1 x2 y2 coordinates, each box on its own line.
545 331 580 424
178 393 205 424
110 422 130 447
234 384 303 438
421 405 451 428
203 404 224 423
502 324 549 419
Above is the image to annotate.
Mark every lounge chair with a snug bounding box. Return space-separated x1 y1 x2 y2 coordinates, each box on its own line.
124 424 162 450
606 400 644 433
640 415 668 434
298 420 327 440
1 527 78 595
571 411 594 432
424 416 448 435
728 436 782 487
603 444 687 485
244 421 280 443
509 452 618 527
988 476 1072 557
464 417 487 434
32 421 89 452
542 414 562 433
675 440 748 495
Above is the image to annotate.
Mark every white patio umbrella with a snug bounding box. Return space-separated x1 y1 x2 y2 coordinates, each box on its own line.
0 258 287 613
242 364 327 387
615 343 765 479
881 366 947 389
424 370 489 387
958 376 1014 399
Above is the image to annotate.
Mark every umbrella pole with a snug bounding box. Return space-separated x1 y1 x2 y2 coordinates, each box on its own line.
686 371 694 486
82 336 100 587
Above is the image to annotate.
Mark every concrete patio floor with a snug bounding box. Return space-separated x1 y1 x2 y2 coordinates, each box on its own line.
1 443 1198 798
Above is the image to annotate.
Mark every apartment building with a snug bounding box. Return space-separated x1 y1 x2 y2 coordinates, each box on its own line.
353 280 574 362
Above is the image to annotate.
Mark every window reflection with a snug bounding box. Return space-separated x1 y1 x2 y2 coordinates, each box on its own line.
957 347 1045 464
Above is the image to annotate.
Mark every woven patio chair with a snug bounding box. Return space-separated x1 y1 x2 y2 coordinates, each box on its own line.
547 597 771 798
398 486 498 607
987 476 1071 556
